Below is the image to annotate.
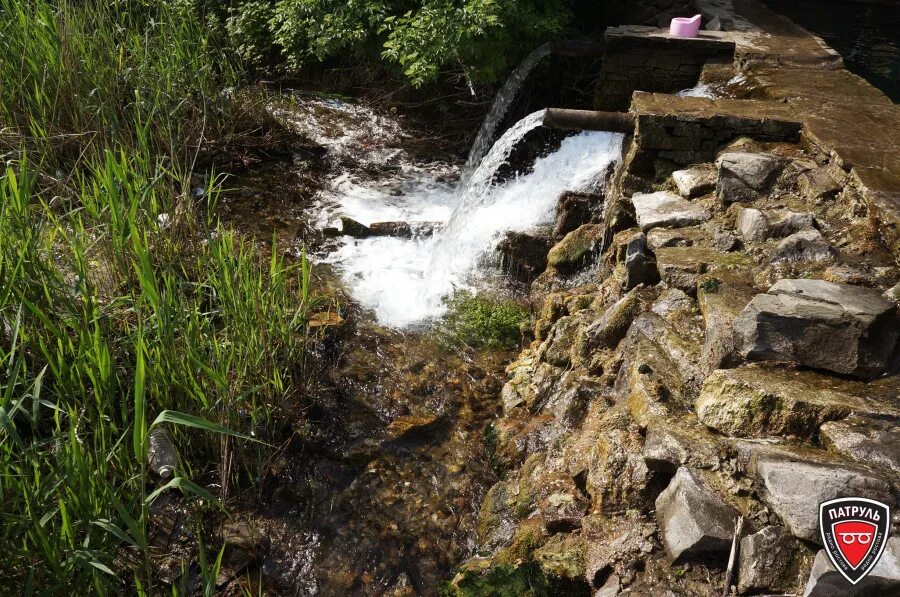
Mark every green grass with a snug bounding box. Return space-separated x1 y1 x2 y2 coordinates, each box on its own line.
442 291 529 349
0 0 319 593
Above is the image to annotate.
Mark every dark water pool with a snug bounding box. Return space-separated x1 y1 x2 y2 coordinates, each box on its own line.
764 0 900 102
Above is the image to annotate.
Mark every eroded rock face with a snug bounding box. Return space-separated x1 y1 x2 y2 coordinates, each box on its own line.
747 446 895 543
632 191 711 232
716 152 784 203
739 525 811 596
734 279 900 379
655 467 739 564
803 537 900 597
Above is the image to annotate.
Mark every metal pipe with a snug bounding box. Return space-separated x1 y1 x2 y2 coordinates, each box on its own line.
550 39 606 57
543 108 635 133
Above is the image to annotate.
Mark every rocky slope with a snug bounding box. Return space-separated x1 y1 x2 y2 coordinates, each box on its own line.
444 130 900 596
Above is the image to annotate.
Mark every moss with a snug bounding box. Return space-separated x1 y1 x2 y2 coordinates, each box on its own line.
440 562 550 597
547 224 602 273
443 291 530 348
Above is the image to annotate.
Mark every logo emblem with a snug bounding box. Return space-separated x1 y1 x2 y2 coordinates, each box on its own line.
819 497 891 585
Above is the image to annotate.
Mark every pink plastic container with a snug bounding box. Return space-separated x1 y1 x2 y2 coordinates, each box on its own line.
670 14 702 38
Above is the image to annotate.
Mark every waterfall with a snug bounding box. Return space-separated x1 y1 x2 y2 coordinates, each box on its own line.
421 112 624 310
308 100 624 329
461 43 553 183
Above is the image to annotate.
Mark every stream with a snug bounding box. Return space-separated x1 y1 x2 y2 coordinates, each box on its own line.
217 77 625 594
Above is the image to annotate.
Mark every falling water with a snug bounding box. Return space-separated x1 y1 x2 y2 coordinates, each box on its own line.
422 112 624 309
462 43 553 182
300 98 624 328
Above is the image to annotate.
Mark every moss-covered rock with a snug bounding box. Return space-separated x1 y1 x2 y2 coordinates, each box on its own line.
547 224 603 274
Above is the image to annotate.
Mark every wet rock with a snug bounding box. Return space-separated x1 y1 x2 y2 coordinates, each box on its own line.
385 414 438 440
623 232 660 289
697 281 753 373
734 279 900 379
578 286 657 356
654 467 739 563
642 416 722 474
716 152 784 204
539 315 580 368
496 231 552 283
632 191 712 232
803 536 899 596
738 525 810 596
547 224 603 274
772 229 834 263
554 191 601 239
798 167 842 202
735 207 769 242
746 445 895 543
768 210 817 238
820 415 900 475
672 164 717 198
476 479 519 553
340 216 371 238
696 366 899 438
500 351 536 412
368 221 412 237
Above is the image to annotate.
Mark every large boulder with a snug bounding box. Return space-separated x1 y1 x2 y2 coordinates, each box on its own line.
744 445 895 543
733 279 900 379
672 164 717 198
803 537 899 596
654 467 739 564
632 191 711 232
695 366 899 438
739 525 811 596
716 152 784 203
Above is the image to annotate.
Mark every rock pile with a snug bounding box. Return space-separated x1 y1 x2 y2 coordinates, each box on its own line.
444 134 900 596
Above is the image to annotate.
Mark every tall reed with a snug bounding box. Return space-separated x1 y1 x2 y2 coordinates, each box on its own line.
0 0 317 592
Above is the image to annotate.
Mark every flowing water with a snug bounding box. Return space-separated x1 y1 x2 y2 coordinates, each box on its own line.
305 104 622 328
461 43 553 182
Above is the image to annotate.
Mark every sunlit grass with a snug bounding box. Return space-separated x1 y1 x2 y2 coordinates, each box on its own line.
0 0 319 592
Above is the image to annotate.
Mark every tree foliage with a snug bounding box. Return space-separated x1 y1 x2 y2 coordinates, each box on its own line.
210 0 572 86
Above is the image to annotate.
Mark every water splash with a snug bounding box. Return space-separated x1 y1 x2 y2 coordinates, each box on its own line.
462 43 552 183
422 114 624 309
302 100 623 328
